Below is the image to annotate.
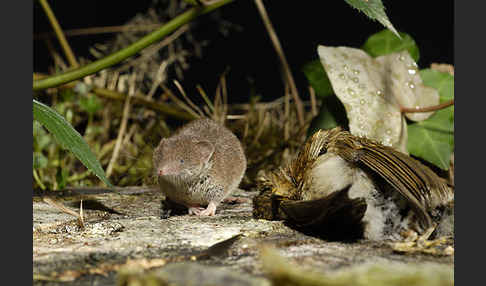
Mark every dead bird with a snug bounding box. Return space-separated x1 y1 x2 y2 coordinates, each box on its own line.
253 127 453 241
153 118 246 216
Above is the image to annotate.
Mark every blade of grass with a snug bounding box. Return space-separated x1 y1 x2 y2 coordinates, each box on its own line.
33 99 113 187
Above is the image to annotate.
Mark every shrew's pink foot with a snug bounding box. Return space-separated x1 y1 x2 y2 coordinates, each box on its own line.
188 202 217 216
188 207 205 215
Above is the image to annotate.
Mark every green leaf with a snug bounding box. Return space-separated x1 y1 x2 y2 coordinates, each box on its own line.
407 70 454 170
33 121 52 151
79 95 102 115
362 29 420 62
60 88 76 101
307 95 348 137
33 152 48 169
407 111 454 170
344 0 400 38
420 69 454 102
33 99 113 187
56 167 69 190
302 60 334 98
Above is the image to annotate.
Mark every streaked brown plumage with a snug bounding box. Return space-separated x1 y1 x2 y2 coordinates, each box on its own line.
253 127 453 240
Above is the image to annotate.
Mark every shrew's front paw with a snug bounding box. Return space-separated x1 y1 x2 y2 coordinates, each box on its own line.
188 202 217 216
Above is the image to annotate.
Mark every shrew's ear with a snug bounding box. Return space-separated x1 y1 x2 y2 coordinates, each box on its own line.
195 140 214 163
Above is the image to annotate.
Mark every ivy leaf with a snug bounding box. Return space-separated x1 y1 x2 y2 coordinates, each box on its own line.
362 29 420 62
407 70 454 170
376 51 438 122
302 60 334 98
317 46 438 153
344 0 400 38
407 112 454 170
420 69 454 102
33 99 113 187
307 96 348 137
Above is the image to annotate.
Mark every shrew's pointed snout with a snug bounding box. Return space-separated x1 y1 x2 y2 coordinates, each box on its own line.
157 165 181 177
158 166 174 176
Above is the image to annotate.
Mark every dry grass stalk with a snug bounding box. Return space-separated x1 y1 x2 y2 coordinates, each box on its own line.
106 73 137 177
284 82 290 141
197 85 215 114
43 197 85 228
309 86 318 117
173 80 205 117
253 0 305 127
160 84 201 119
35 23 165 40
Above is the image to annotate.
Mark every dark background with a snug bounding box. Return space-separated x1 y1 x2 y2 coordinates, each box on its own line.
34 0 453 102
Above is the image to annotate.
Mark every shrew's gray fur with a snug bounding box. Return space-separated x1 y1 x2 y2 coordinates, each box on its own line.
153 118 246 216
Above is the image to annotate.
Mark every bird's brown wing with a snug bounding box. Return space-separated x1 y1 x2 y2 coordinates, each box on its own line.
280 185 367 240
330 131 451 229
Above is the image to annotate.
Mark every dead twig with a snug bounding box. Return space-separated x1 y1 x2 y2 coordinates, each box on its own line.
215 70 230 123
38 0 79 68
114 25 189 74
91 87 195 120
197 85 215 114
147 61 171 99
253 0 304 127
43 38 69 72
173 80 205 117
284 82 290 141
309 86 318 117
160 84 202 119
34 24 164 40
106 73 137 177
42 197 84 228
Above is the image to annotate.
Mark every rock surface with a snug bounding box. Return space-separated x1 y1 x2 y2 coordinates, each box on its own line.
33 187 453 285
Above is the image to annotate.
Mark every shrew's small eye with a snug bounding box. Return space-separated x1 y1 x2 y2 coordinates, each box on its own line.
180 159 184 164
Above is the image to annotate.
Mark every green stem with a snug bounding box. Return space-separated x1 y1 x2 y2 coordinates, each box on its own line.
67 170 92 183
38 0 79 68
33 169 46 190
33 0 234 91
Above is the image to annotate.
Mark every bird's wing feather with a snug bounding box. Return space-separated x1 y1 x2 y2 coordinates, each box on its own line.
330 131 451 229
280 185 367 240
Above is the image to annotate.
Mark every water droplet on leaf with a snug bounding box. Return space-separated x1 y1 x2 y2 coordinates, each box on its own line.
407 68 417 75
347 88 356 96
